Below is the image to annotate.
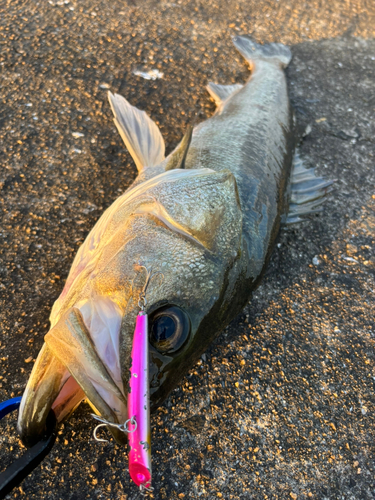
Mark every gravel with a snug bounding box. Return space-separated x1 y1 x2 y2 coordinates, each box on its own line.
0 1 374 499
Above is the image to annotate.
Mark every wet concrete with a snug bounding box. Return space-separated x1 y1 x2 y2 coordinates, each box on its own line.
0 1 374 499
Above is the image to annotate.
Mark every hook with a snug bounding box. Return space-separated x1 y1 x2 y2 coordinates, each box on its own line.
91 414 137 443
140 483 154 496
92 423 111 443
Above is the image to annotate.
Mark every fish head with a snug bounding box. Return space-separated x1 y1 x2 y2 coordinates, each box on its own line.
18 168 243 445
114 168 244 407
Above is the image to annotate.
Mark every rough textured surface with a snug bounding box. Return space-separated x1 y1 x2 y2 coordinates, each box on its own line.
0 1 374 499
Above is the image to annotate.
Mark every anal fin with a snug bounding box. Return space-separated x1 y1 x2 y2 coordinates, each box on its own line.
285 151 334 224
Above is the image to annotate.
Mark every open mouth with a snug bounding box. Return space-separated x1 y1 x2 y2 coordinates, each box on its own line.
17 303 129 448
18 275 155 490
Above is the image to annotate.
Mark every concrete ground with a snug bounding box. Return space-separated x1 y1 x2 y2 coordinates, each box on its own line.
0 1 374 499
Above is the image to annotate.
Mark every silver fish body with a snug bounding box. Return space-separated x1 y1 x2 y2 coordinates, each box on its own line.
185 38 295 318
18 37 296 446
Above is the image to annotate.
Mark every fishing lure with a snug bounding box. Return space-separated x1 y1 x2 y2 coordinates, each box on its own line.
128 269 162 492
128 309 152 491
92 267 158 494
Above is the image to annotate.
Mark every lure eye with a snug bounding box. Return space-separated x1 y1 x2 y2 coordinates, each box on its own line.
149 306 190 354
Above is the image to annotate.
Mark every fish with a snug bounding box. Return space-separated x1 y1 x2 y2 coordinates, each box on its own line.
17 36 331 453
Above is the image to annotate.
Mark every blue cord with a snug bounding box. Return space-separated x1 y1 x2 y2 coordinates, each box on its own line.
0 397 22 420
0 396 57 498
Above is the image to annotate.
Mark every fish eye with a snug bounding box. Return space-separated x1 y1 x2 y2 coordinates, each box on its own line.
149 306 190 354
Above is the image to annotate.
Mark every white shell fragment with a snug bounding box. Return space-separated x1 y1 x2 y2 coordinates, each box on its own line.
133 69 164 80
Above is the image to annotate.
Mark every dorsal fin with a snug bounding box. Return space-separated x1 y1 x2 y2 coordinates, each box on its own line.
206 83 243 106
108 92 165 172
165 125 193 171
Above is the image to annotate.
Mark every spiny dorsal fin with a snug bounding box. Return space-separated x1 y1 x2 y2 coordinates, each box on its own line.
108 91 165 172
165 125 193 171
206 83 243 106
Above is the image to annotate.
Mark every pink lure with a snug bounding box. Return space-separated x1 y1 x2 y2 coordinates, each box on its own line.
128 311 152 488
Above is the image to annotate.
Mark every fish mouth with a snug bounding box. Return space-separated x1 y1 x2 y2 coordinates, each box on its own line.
17 344 83 447
18 306 129 447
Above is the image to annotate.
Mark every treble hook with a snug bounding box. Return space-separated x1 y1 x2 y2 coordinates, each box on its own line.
91 414 137 443
140 483 155 496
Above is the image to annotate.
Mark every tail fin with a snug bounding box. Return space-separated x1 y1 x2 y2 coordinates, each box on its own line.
233 36 292 69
